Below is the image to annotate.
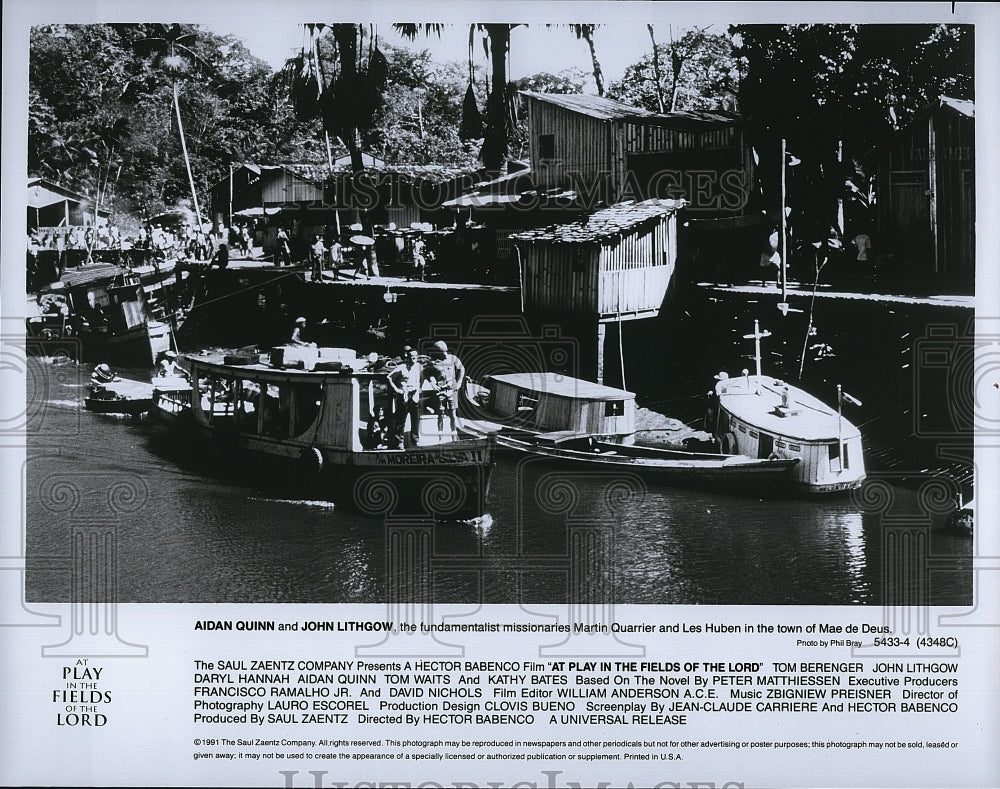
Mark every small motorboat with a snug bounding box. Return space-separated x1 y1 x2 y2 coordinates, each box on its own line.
84 372 155 416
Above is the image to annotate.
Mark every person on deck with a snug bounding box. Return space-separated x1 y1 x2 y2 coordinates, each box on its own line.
156 350 188 379
290 316 315 347
428 340 465 434
410 237 426 282
388 346 424 448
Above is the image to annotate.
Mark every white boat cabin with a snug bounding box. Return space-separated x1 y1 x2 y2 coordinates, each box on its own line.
714 374 865 493
484 372 636 443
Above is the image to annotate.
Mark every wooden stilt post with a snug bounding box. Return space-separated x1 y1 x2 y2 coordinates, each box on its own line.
596 321 606 385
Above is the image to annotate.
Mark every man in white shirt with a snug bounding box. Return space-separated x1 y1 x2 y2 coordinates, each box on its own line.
388 346 424 447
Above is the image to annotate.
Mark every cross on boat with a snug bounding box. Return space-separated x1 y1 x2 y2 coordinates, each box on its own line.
742 319 771 377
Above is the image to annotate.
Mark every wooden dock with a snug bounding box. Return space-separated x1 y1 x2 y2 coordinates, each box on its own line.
697 281 974 310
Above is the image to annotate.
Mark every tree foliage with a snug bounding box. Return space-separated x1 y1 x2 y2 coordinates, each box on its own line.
731 24 973 242
29 23 307 221
374 46 481 167
608 28 739 113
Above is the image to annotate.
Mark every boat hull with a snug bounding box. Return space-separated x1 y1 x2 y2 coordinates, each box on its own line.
460 422 798 492
28 320 171 367
204 429 495 518
84 376 155 416
84 395 152 416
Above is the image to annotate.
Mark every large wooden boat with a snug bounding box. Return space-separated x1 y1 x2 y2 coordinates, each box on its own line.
154 345 495 518
26 263 172 366
708 321 866 494
459 372 799 489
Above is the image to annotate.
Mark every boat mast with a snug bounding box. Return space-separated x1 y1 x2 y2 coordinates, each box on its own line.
743 320 772 377
837 383 843 459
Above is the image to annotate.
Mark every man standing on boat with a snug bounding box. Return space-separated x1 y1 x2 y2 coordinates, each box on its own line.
388 346 424 448
428 340 465 434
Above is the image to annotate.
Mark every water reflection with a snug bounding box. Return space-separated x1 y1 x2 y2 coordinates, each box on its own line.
23 358 971 606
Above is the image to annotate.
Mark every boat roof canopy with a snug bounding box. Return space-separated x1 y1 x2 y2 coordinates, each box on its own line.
490 372 634 401
717 375 861 442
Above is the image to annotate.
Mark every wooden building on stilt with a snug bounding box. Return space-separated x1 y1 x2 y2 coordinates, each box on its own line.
510 199 684 385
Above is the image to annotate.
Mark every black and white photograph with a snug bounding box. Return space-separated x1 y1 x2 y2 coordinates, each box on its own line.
2 2 997 787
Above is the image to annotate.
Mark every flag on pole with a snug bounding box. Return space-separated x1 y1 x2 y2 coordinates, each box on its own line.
840 389 862 407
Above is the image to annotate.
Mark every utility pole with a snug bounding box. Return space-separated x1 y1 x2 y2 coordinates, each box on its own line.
780 138 788 302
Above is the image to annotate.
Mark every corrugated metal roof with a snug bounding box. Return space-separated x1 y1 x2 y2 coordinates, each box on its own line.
520 91 659 121
939 96 974 118
509 199 684 244
27 178 92 209
491 372 635 401
58 264 129 289
520 91 739 129
259 162 477 185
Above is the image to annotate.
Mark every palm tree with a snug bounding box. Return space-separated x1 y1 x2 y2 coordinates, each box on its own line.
279 23 387 174
135 24 211 230
395 23 523 176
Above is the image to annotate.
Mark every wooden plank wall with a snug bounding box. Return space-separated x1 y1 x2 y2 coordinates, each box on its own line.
521 244 600 313
597 216 674 317
529 99 613 194
521 214 676 318
261 171 323 205
932 112 975 276
877 108 974 276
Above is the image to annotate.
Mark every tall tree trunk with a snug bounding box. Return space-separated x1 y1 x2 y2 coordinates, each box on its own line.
173 81 203 229
482 23 510 176
647 25 665 113
582 26 605 97
669 51 683 112
331 24 364 175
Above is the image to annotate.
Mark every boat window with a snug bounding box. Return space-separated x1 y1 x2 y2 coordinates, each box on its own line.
842 443 850 469
749 430 759 439
758 432 774 460
738 424 747 433
292 383 322 436
235 379 260 433
789 443 801 451
604 400 625 417
261 383 285 438
362 380 393 424
829 441 843 473
199 375 234 418
86 288 111 309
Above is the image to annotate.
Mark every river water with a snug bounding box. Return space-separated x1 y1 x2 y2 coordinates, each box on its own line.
24 357 971 606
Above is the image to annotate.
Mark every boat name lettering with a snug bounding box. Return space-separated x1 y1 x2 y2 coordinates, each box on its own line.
375 450 483 465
